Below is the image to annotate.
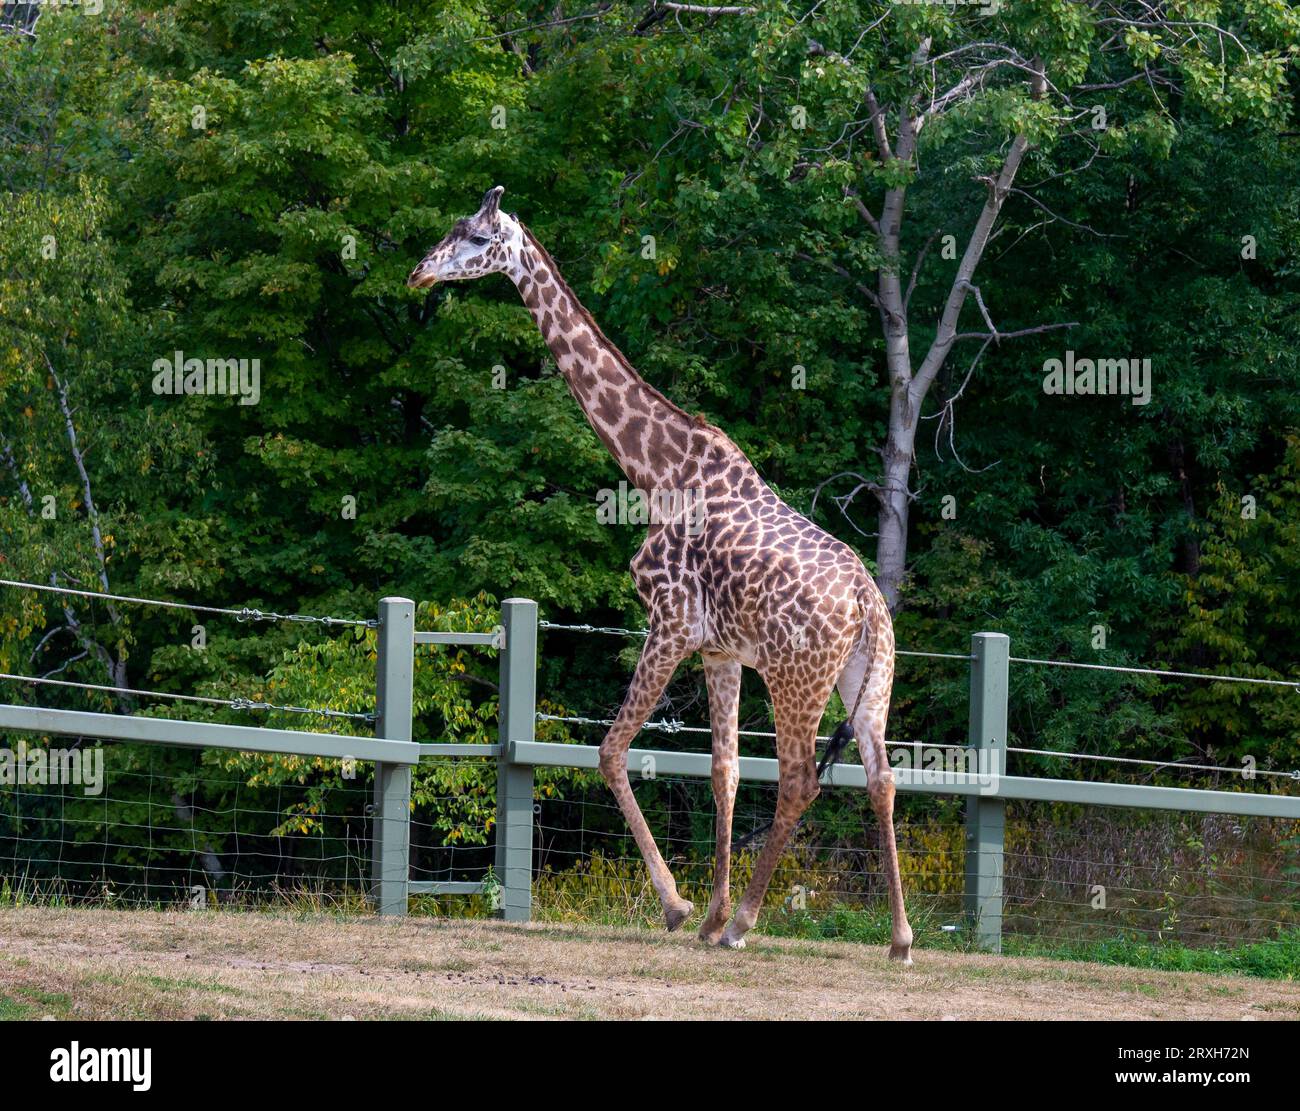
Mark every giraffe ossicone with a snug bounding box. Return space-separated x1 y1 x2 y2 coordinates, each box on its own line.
409 187 913 962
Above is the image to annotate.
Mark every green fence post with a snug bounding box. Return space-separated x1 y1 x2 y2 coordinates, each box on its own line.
495 598 537 922
964 631 1009 952
372 596 414 917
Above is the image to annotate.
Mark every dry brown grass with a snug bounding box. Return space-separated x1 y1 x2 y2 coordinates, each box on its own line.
1 905 1298 1021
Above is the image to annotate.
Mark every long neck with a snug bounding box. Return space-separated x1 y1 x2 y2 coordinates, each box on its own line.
508 227 699 492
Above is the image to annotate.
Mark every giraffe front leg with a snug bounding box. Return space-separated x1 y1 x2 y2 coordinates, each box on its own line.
598 633 694 931
698 654 741 944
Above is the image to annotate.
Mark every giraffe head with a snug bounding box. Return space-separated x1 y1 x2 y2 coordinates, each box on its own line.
407 186 522 288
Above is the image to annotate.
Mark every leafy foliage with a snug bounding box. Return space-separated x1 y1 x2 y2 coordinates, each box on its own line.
0 2 1297 901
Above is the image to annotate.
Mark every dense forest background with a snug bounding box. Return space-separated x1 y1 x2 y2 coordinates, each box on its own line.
1 2 1298 916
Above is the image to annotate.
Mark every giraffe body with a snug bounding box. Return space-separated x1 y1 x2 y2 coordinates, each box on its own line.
409 188 912 959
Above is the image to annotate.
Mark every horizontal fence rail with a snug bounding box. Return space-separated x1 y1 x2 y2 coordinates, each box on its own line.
0 704 419 765
505 740 1299 818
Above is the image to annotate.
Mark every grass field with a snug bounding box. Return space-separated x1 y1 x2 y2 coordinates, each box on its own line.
2 905 1299 1020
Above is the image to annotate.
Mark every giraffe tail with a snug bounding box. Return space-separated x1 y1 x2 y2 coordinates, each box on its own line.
815 721 855 781
730 720 855 852
824 585 878 765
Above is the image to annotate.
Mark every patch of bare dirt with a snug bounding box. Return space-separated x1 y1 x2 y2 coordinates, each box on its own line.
1 906 1296 1021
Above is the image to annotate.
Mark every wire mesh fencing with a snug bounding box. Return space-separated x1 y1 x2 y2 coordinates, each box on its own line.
3 742 1297 954
408 755 498 905
530 773 1300 950
0 744 370 909
0 745 474 912
3 581 1298 957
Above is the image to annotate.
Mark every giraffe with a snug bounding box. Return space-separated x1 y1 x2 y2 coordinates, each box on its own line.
409 187 912 960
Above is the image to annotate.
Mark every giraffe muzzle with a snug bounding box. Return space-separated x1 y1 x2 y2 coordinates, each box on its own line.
407 264 439 289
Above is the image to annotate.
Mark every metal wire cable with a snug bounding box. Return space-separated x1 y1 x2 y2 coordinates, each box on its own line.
539 620 648 637
537 616 1298 683
0 578 376 627
538 619 971 661
1008 745 1300 780
538 710 909 745
537 711 1300 800
538 714 1300 782
0 671 230 708
538 710 796 740
0 671 376 722
1009 654 1300 689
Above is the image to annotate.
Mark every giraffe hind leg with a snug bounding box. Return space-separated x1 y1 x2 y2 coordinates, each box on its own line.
698 654 741 944
838 635 913 963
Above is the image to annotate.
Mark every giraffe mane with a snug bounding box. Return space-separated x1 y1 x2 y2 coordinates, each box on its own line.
518 222 720 436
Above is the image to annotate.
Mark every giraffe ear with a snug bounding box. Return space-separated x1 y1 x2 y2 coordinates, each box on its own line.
478 186 505 219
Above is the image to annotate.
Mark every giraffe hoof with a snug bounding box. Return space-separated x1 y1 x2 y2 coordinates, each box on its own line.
697 923 726 945
664 900 694 932
889 943 914 965
718 930 747 949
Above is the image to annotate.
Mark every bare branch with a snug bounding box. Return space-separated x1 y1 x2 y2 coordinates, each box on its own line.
811 471 882 511
794 250 881 310
961 280 998 337
50 571 124 696
0 430 33 510
904 230 940 312
28 623 73 664
40 649 88 681
621 120 699 191
922 336 1002 473
810 471 885 538
863 88 893 162
1074 71 1150 93
45 354 129 693
48 355 118 618
845 189 881 234
912 60 1049 402
651 1 755 15
1009 187 1115 238
471 4 614 41
952 321 1079 343
1020 138 1104 191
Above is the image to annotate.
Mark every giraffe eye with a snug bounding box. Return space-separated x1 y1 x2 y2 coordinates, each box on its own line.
469 235 490 247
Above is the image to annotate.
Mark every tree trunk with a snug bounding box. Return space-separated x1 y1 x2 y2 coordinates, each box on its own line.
876 415 917 610
869 62 1046 612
